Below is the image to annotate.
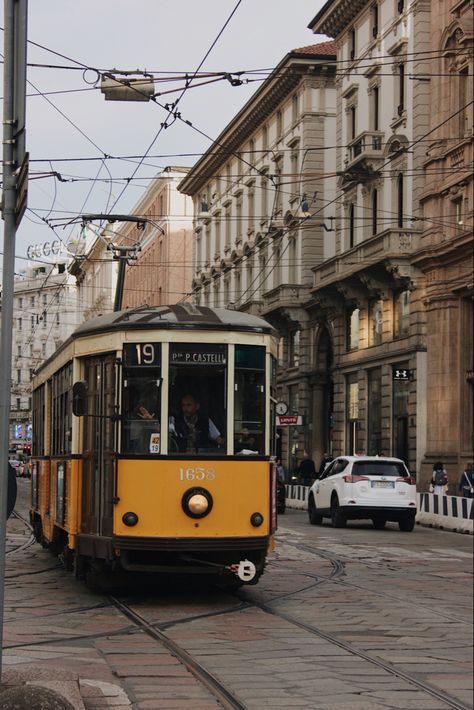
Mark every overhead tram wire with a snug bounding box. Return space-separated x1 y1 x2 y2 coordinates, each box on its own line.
180 97 474 304
104 0 244 216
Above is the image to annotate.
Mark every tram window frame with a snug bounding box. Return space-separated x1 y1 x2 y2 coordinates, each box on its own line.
51 363 73 456
234 345 266 456
32 384 45 456
168 343 227 456
121 343 162 456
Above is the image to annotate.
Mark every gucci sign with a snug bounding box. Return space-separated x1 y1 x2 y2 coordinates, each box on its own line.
26 240 62 259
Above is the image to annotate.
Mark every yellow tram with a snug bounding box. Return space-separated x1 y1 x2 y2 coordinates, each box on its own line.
30 305 279 587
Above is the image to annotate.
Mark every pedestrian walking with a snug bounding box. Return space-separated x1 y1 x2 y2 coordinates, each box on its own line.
431 461 448 495
458 463 474 498
297 452 317 486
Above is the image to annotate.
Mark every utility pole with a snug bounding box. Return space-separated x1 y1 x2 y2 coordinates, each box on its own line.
80 214 164 311
0 0 28 679
108 243 141 311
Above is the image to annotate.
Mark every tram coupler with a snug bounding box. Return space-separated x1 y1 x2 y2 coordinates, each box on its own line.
180 555 257 581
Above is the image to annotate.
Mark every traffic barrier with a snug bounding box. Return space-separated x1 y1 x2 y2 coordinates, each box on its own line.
417 492 473 534
284 485 474 534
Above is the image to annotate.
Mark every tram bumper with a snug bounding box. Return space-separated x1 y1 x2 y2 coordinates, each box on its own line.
113 535 269 576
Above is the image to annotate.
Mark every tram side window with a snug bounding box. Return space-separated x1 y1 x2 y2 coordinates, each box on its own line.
234 345 265 455
51 363 73 456
122 372 161 455
122 343 162 455
32 384 45 456
169 343 227 455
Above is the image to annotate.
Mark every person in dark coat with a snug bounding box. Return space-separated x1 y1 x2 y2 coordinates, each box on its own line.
298 452 317 486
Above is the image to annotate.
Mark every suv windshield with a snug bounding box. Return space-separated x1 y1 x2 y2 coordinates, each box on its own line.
352 461 407 477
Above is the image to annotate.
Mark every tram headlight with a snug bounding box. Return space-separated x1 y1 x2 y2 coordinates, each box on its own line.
250 512 264 527
182 488 213 519
122 511 139 527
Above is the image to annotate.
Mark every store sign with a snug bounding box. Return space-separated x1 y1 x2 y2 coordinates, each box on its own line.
393 368 411 380
276 415 302 426
26 240 62 260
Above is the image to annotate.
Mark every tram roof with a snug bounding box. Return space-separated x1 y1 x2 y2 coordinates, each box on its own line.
74 304 276 337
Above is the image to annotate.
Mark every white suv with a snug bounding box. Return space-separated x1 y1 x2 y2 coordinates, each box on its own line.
308 456 417 532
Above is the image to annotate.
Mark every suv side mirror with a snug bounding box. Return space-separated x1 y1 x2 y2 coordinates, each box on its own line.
72 380 88 416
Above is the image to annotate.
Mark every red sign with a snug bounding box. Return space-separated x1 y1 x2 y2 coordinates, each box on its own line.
276 415 302 426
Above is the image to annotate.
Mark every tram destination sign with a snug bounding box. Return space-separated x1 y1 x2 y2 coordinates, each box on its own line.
170 343 227 366
123 343 160 367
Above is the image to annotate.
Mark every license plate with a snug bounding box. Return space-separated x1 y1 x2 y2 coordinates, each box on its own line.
371 481 394 489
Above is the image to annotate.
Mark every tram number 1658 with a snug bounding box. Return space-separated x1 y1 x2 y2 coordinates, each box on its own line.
179 467 216 481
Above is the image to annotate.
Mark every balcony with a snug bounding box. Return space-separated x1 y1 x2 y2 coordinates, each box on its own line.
344 131 385 179
312 228 420 293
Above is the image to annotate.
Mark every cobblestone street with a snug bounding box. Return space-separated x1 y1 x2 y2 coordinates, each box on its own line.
1 481 472 709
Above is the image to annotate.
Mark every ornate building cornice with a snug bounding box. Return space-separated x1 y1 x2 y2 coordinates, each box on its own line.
308 0 367 38
178 51 335 197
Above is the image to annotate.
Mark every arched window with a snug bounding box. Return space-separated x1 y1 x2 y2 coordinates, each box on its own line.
371 189 378 235
397 173 404 228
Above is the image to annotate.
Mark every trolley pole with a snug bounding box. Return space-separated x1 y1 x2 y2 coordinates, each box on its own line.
0 0 28 680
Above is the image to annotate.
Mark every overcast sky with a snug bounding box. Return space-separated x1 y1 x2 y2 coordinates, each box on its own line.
0 0 328 273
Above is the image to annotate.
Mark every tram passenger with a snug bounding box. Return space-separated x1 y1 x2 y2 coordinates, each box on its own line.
169 393 224 453
128 384 160 453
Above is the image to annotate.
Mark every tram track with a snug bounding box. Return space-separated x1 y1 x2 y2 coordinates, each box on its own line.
240 595 472 710
277 538 472 625
109 595 246 710
6 511 36 555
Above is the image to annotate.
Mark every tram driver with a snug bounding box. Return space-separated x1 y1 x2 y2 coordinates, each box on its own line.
169 394 224 453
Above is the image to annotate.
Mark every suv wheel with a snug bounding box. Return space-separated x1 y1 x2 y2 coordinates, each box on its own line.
399 515 415 532
330 497 346 528
372 518 386 530
308 496 323 525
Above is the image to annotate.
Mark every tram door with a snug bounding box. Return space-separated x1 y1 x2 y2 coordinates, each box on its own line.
81 355 116 536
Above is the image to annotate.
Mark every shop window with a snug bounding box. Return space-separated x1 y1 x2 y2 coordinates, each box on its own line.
367 368 382 455
346 373 361 454
393 369 409 461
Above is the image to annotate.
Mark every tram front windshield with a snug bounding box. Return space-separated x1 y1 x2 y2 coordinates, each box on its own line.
169 343 226 455
121 342 266 456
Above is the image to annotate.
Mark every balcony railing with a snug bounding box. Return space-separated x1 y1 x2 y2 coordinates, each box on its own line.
348 131 384 164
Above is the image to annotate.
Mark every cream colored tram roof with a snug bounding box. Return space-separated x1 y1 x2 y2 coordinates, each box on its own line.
33 305 276 383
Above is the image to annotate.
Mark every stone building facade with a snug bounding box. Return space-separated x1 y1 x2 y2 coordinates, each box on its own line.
70 168 193 318
413 0 473 487
121 167 193 308
9 259 77 456
308 0 431 474
178 43 337 474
